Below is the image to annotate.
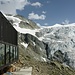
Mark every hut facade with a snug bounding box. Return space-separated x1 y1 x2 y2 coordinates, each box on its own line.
0 12 18 70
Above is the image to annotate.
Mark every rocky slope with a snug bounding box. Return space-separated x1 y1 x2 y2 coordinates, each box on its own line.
6 14 40 29
5 14 75 74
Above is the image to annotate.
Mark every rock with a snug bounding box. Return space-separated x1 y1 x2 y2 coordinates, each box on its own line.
53 50 64 63
14 15 40 29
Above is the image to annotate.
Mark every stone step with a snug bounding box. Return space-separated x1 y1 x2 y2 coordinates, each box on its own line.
12 67 32 75
20 67 32 72
12 72 31 75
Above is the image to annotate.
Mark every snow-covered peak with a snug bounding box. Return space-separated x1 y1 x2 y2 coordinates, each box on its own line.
41 23 75 29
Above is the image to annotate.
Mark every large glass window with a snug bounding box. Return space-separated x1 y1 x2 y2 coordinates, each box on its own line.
0 43 18 67
13 46 16 60
6 45 10 64
0 43 5 66
15 47 18 60
10 46 13 63
10 46 18 62
12 46 18 61
12 46 15 61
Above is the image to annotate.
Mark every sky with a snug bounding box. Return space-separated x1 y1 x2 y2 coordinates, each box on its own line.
0 0 75 26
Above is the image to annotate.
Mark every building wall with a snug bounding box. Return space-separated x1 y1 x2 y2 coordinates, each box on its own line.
0 12 18 70
0 12 17 45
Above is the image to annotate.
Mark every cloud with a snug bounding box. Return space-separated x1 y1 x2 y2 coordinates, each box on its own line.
62 19 70 25
0 0 30 14
44 23 48 26
0 0 42 15
42 11 46 14
30 2 42 7
28 12 46 20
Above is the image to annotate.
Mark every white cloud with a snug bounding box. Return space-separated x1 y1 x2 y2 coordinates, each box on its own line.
0 0 30 14
42 11 46 14
28 12 46 20
62 19 70 25
44 23 48 26
0 0 42 15
30 2 42 7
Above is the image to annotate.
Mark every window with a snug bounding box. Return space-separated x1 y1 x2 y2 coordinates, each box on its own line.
12 46 15 61
0 43 5 66
6 45 18 63
10 46 13 63
0 43 18 67
13 46 16 60
12 46 18 61
15 47 18 60
6 45 10 64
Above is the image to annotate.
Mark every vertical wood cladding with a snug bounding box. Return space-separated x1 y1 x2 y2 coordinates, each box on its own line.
0 12 17 45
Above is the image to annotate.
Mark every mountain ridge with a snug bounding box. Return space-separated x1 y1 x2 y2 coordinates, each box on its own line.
4 13 75 75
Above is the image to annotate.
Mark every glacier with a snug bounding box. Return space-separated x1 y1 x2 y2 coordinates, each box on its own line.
36 24 75 68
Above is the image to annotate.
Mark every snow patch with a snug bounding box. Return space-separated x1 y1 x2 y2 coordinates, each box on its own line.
41 57 46 62
40 48 42 51
63 63 69 67
26 20 29 24
38 37 44 41
21 42 28 48
14 26 38 36
33 42 36 46
6 16 21 23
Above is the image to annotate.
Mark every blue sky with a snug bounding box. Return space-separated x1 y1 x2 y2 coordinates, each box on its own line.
0 0 75 26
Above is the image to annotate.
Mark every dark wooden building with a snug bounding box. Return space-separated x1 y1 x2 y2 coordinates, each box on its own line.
0 12 18 70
